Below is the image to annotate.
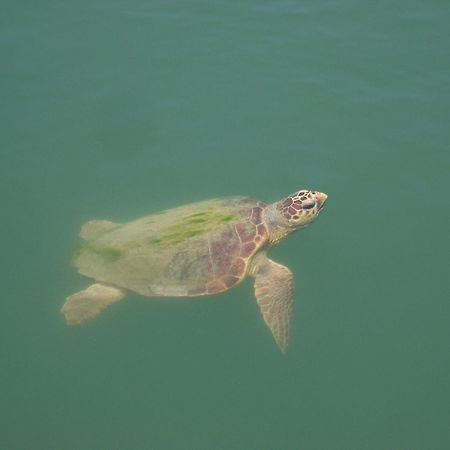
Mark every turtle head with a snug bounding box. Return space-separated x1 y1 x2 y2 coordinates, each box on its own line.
266 190 328 243
277 190 328 228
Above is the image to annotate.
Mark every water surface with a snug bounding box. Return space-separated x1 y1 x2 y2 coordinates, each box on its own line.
1 1 449 449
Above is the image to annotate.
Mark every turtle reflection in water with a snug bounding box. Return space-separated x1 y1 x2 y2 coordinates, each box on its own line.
62 190 328 352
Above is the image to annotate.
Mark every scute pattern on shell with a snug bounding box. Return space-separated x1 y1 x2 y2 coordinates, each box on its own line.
189 203 268 295
74 197 268 297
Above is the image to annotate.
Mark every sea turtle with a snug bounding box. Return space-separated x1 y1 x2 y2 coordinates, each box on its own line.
62 189 328 352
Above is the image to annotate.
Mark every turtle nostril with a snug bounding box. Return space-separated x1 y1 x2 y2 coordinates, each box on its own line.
315 192 328 209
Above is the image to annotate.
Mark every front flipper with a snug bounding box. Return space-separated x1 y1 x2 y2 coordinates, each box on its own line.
252 254 294 353
61 283 125 325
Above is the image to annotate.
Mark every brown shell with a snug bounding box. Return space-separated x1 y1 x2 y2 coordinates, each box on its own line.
74 197 268 297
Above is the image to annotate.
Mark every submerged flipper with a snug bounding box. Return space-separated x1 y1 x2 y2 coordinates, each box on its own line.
80 220 120 240
252 254 294 353
61 283 125 325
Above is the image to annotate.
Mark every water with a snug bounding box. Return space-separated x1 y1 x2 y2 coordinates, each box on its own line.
1 1 449 449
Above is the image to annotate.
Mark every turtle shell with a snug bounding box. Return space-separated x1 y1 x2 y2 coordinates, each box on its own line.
73 197 268 297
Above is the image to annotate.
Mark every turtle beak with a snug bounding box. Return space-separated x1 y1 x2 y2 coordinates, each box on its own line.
315 192 328 210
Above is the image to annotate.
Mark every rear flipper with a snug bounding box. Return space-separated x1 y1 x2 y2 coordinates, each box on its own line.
61 283 125 325
79 220 120 240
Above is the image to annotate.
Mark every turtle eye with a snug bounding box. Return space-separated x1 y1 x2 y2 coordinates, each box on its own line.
302 201 315 210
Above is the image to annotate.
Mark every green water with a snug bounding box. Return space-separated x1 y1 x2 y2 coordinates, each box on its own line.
2 1 449 449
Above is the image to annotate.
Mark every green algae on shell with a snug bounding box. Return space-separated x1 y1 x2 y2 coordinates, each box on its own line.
71 197 266 297
147 210 237 249
77 243 124 263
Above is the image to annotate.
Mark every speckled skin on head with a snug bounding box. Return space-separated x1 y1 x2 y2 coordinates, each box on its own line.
62 190 328 353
